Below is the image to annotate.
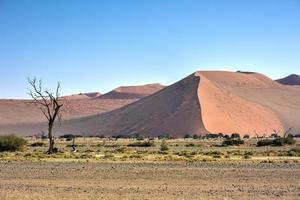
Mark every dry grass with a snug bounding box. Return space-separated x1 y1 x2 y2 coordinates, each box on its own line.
0 137 299 163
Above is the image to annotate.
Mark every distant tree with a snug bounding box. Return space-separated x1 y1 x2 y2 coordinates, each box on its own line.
184 134 192 139
28 77 63 154
284 127 293 138
192 134 199 139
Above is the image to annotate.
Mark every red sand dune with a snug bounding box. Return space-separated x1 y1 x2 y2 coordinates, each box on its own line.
0 84 164 128
98 83 165 99
276 74 300 86
62 92 102 100
1 71 300 137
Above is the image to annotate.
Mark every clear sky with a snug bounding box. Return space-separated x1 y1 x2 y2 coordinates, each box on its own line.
0 0 299 98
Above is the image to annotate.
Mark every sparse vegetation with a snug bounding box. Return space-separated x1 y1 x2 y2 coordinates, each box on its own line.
257 136 296 147
257 139 274 147
0 135 298 163
30 142 45 147
127 141 154 147
0 135 27 152
222 138 244 146
185 143 196 147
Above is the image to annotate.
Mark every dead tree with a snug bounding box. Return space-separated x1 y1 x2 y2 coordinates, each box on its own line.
284 127 293 138
28 78 63 154
71 135 77 152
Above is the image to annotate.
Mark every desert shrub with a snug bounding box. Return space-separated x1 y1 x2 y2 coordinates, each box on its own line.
231 133 241 139
223 135 230 139
127 141 154 147
59 134 76 139
104 144 120 148
243 154 251 159
157 135 166 139
286 147 300 157
212 154 221 158
192 134 199 139
160 141 169 152
222 139 244 146
184 134 192 139
204 151 222 158
243 134 250 139
257 137 296 147
0 135 27 152
272 138 285 146
116 147 129 153
185 143 195 147
270 133 279 138
205 134 219 139
129 154 142 159
111 134 128 139
257 139 274 146
30 142 45 147
243 151 253 159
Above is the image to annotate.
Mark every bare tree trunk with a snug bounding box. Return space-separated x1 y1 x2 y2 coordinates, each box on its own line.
47 122 54 154
71 135 76 152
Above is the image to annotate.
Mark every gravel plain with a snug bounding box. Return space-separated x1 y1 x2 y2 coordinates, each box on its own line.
0 161 299 200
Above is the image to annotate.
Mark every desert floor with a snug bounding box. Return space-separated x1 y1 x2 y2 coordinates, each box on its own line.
0 161 299 200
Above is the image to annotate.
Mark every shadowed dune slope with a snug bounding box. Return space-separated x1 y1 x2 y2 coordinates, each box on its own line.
1 71 300 137
276 74 300 86
64 74 206 137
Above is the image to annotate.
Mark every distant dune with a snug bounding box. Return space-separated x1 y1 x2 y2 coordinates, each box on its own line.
0 83 164 130
276 74 300 85
98 83 165 99
1 71 300 137
62 92 102 100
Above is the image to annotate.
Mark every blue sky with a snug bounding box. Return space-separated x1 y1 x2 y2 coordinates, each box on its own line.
0 0 299 98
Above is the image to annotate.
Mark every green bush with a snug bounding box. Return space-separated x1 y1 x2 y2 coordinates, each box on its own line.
127 141 154 147
286 147 300 157
222 139 244 146
231 133 241 139
257 137 296 147
257 139 274 146
0 135 27 152
160 141 169 151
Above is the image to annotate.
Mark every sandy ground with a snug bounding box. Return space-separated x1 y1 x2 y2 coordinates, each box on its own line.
0 161 299 200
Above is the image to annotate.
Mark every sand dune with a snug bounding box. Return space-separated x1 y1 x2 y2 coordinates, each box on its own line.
1 71 299 137
98 83 165 99
276 74 300 85
0 84 164 128
62 92 102 100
